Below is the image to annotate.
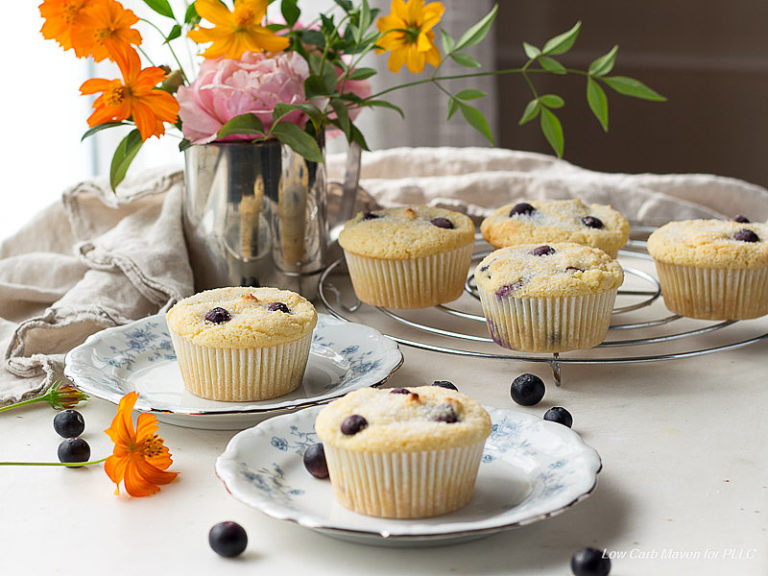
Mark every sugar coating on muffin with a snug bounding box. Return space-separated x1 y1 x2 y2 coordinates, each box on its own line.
315 386 491 452
475 242 624 298
480 199 629 256
166 286 317 347
647 220 768 269
338 206 475 259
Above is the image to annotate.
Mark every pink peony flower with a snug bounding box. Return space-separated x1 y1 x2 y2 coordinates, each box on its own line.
177 51 310 144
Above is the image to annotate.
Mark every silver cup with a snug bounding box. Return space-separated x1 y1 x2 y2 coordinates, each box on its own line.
183 141 328 299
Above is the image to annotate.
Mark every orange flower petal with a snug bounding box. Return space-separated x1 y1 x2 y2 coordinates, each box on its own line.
123 460 161 497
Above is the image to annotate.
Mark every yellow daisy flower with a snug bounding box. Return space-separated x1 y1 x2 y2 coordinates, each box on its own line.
376 0 444 73
188 0 290 60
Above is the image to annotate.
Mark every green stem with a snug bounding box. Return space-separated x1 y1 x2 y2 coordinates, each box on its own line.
0 457 108 467
139 17 188 82
366 66 526 101
0 397 45 413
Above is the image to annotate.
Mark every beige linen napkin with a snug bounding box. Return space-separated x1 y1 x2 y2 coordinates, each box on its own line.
0 168 193 406
2 146 766 406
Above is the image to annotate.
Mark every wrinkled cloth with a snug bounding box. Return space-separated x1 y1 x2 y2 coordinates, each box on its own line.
2 146 767 406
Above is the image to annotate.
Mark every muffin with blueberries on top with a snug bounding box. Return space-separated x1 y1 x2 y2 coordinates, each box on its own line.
647 218 768 320
314 385 491 519
338 205 475 309
480 198 630 258
166 287 317 401
475 242 624 352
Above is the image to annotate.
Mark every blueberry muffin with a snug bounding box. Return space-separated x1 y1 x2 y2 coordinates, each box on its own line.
166 287 317 401
314 386 491 518
338 206 475 309
475 242 624 352
647 219 768 319
480 199 630 257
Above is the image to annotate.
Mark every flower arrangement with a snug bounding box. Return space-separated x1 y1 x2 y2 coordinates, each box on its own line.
39 0 663 191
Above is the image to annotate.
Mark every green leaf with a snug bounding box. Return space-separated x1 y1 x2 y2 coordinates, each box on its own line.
539 108 564 157
80 121 126 141
450 52 481 68
300 29 326 47
347 67 377 80
601 76 667 101
217 114 265 139
518 99 540 125
523 42 540 59
350 123 370 151
447 98 459 121
333 0 353 12
271 123 324 163
539 94 565 109
165 24 182 43
363 99 405 119
538 56 566 74
281 0 300 27
357 0 372 43
589 45 618 77
142 0 174 19
179 138 192 152
454 4 498 51
330 98 351 140
184 3 199 26
587 77 609 131
440 29 455 54
542 21 581 55
454 89 487 101
110 129 143 192
458 102 494 145
304 65 338 98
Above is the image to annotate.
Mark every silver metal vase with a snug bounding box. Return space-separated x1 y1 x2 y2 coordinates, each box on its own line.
182 140 328 299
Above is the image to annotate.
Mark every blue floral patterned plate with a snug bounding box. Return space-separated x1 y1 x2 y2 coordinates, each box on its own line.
215 405 602 546
64 313 403 430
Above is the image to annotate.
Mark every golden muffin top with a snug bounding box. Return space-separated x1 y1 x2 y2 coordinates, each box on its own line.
166 287 317 348
480 198 630 257
474 242 624 298
338 205 475 259
647 219 768 269
314 386 492 452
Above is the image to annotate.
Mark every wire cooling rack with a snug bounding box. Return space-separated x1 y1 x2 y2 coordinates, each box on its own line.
318 235 768 385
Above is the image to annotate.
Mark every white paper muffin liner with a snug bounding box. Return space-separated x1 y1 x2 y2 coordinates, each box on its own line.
343 244 474 309
478 289 617 352
322 440 486 518
168 331 312 401
654 261 768 320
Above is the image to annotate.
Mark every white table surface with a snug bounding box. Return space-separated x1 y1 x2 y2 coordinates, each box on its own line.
2 258 767 575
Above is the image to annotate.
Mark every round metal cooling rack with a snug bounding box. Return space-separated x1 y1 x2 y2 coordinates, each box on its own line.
318 239 768 385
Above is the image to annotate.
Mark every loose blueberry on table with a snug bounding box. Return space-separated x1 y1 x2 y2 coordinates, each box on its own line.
341 414 368 436
267 302 290 313
571 547 611 576
432 380 458 391
509 202 535 216
209 521 248 558
303 443 329 479
53 409 85 438
57 437 91 465
544 406 573 428
205 307 231 324
510 373 545 406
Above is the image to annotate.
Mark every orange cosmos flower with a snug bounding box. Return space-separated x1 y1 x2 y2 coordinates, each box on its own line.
376 0 444 74
39 0 93 52
104 391 178 497
188 0 290 59
79 48 180 141
72 0 141 62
